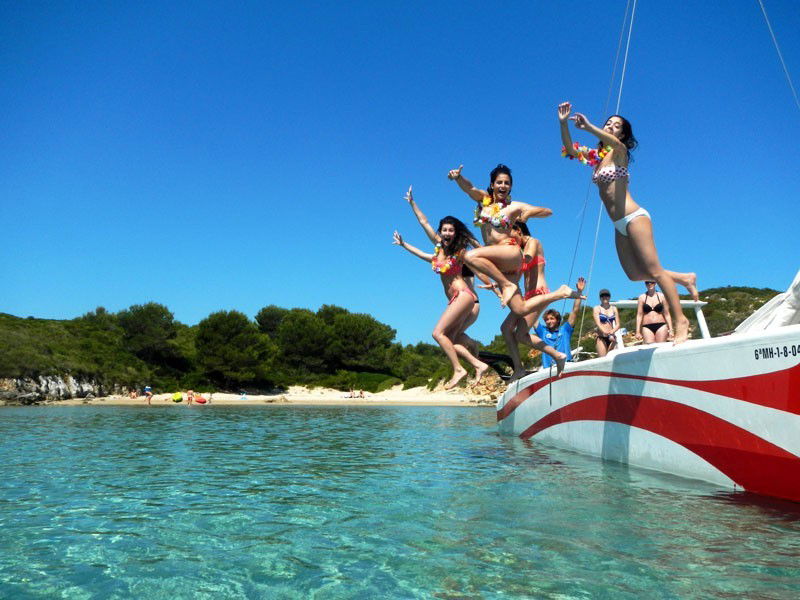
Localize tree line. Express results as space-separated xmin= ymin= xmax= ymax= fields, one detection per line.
xmin=0 ymin=303 xmax=458 ymax=393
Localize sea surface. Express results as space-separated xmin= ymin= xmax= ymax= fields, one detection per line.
xmin=1 ymin=405 xmax=799 ymax=599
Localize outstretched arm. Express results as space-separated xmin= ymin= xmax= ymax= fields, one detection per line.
xmin=393 ymin=231 xmax=433 ymax=263
xmin=559 ymin=101 xmax=579 ymax=157
xmin=571 ymin=112 xmax=627 ymax=152
xmin=404 ymin=186 xmax=439 ymax=244
xmin=514 ymin=202 xmax=553 ymax=221
xmin=448 ymin=165 xmax=486 ymax=203
xmin=567 ymin=277 xmax=587 ymax=326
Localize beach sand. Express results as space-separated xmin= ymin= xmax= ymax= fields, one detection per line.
xmin=50 ymin=383 xmax=500 ymax=407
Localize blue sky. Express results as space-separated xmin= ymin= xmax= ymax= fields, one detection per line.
xmin=2 ymin=1 xmax=799 ymax=345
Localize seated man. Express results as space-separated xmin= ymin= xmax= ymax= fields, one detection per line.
xmin=534 ymin=291 xmax=584 ymax=371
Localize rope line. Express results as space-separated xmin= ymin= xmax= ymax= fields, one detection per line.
xmin=757 ymin=0 xmax=800 ymax=112
xmin=572 ymin=0 xmax=637 ymax=349
xmin=616 ymin=0 xmax=638 ymax=114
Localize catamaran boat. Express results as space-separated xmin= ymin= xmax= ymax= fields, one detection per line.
xmin=496 ymin=270 xmax=800 ymax=503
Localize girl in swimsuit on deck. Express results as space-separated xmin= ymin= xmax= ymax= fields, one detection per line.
xmin=558 ymin=102 xmax=698 ymax=344
xmin=593 ymin=289 xmax=620 ymax=357
xmin=393 ymin=214 xmax=490 ymax=390
xmin=501 ymin=221 xmax=574 ymax=379
xmin=448 ymin=164 xmax=584 ymax=316
xmin=636 ymin=280 xmax=673 ymax=344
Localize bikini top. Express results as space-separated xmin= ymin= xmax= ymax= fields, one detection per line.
xmin=598 ymin=310 xmax=616 ymax=324
xmin=520 ymin=254 xmax=546 ymax=273
xmin=432 ymin=244 xmax=462 ymax=276
xmin=473 ymin=200 xmax=511 ymax=230
xmin=592 ymin=165 xmax=629 ymax=185
xmin=643 ymin=293 xmax=664 ymax=314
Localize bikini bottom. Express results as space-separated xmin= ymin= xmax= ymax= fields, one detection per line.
xmin=448 ymin=287 xmax=478 ymax=305
xmin=613 ymin=206 xmax=650 ymax=236
xmin=642 ymin=322 xmax=666 ymax=334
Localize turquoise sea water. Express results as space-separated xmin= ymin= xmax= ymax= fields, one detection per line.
xmin=1 ymin=406 xmax=799 ymax=599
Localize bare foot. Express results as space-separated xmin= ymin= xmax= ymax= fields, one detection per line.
xmin=673 ymin=318 xmax=690 ymax=344
xmin=686 ymin=273 xmax=699 ymax=301
xmin=499 ymin=283 xmax=518 ymax=308
xmin=555 ymin=284 xmax=573 ymax=298
xmin=445 ymin=368 xmax=468 ymax=390
xmin=554 ymin=353 xmax=567 ymax=377
xmin=473 ymin=362 xmax=490 ymax=385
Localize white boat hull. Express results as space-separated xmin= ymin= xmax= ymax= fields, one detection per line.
xmin=497 ymin=325 xmax=800 ymax=502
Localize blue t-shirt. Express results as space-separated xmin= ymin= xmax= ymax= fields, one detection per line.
xmin=534 ymin=321 xmax=574 ymax=368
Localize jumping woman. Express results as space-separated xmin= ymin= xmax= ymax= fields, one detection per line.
xmin=501 ymin=221 xmax=573 ymax=378
xmin=393 ymin=213 xmax=490 ymax=389
xmin=448 ymin=164 xmax=582 ymax=315
xmin=558 ymin=102 xmax=697 ymax=343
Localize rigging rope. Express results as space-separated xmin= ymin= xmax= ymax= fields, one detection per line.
xmin=757 ymin=0 xmax=800 ymax=113
xmin=568 ymin=0 xmax=638 ymax=353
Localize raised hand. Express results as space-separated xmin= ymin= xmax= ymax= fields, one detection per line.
xmin=576 ymin=276 xmax=586 ymax=292
xmin=558 ymin=102 xmax=572 ymax=122
xmin=393 ymin=231 xmax=404 ymax=246
xmin=571 ymin=112 xmax=589 ymax=130
xmin=404 ymin=185 xmax=414 ymax=204
xmin=447 ymin=165 xmax=463 ymax=180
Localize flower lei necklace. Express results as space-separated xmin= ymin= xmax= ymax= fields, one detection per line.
xmin=561 ymin=143 xmax=612 ymax=167
xmin=473 ymin=194 xmax=511 ymax=228
xmin=432 ymin=243 xmax=458 ymax=274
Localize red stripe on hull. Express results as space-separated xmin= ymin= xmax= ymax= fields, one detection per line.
xmin=520 ymin=394 xmax=800 ymax=503
xmin=498 ymin=362 xmax=800 ymax=421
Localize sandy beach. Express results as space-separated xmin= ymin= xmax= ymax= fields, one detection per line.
xmin=49 ymin=383 xmax=498 ymax=407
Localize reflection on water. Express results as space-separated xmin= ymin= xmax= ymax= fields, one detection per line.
xmin=1 ymin=405 xmax=799 ymax=598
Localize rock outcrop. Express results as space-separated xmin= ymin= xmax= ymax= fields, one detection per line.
xmin=0 ymin=376 xmax=119 ymax=405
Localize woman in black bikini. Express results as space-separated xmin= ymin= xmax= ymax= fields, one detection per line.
xmin=636 ymin=281 xmax=673 ymax=344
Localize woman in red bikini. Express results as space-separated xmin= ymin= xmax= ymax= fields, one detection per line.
xmin=636 ymin=280 xmax=673 ymax=344
xmin=500 ymin=221 xmax=571 ymax=379
xmin=393 ymin=213 xmax=490 ymax=390
xmin=558 ymin=102 xmax=697 ymax=343
xmin=448 ymin=164 xmax=583 ymax=316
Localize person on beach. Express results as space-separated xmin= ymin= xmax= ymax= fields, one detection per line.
xmin=143 ymin=385 xmax=152 ymax=405
xmin=593 ymin=288 xmax=620 ymax=357
xmin=448 ymin=164 xmax=582 ymax=316
xmin=500 ymin=221 xmax=574 ymax=379
xmin=534 ymin=284 xmax=586 ymax=372
xmin=392 ymin=212 xmax=490 ymax=389
xmin=636 ymin=280 xmax=673 ymax=344
xmin=187 ymin=390 xmax=194 ymax=405
xmin=558 ymin=102 xmax=697 ymax=343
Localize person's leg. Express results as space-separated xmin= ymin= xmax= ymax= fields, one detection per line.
xmin=641 ymin=324 xmax=657 ymax=345
xmin=653 ymin=322 xmax=670 ymax=343
xmin=509 ymin=285 xmax=581 ymax=317
xmin=664 ymin=270 xmax=699 ymax=301
xmin=464 ymin=245 xmax=522 ymax=307
xmin=501 ymin=312 xmax=528 ymax=380
xmin=596 ymin=335 xmax=610 ymax=357
xmin=622 ymin=218 xmax=690 ymax=343
xmin=433 ymin=293 xmax=484 ymax=389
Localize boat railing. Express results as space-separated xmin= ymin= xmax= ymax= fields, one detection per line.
xmin=610 ymin=300 xmax=710 ymax=348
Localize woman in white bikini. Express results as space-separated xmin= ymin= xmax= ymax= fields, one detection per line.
xmin=558 ymin=102 xmax=697 ymax=343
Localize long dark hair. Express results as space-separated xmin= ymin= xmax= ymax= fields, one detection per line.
xmin=601 ymin=115 xmax=638 ymax=162
xmin=512 ymin=221 xmax=531 ymax=237
xmin=486 ymin=164 xmax=512 ymax=198
xmin=438 ymin=216 xmax=472 ymax=256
